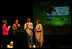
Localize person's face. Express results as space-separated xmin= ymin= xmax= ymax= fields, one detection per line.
xmin=5 ymin=23 xmax=7 ymax=25
xmin=27 ymin=19 xmax=31 ymax=22
xmin=10 ymin=43 xmax=13 ymax=46
xmin=15 ymin=20 xmax=18 ymax=24
xmin=36 ymin=21 xmax=38 ymax=24
xmin=4 ymin=22 xmax=7 ymax=25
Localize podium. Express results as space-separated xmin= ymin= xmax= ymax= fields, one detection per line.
xmin=15 ymin=30 xmax=28 ymax=48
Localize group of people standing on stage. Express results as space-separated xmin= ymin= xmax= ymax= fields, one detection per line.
xmin=2 ymin=18 xmax=44 ymax=48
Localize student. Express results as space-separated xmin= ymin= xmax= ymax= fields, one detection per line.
xmin=2 ymin=20 xmax=11 ymax=48
xmin=12 ymin=19 xmax=20 ymax=35
xmin=24 ymin=18 xmax=33 ymax=48
xmin=34 ymin=19 xmax=43 ymax=48
xmin=12 ymin=19 xmax=20 ymax=48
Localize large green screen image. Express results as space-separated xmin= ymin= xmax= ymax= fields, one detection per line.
xmin=33 ymin=1 xmax=71 ymax=27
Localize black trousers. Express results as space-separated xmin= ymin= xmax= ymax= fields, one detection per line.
xmin=1 ymin=35 xmax=9 ymax=48
xmin=35 ymin=39 xmax=41 ymax=48
xmin=15 ymin=31 xmax=28 ymax=48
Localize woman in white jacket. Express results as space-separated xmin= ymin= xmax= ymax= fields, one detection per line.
xmin=24 ymin=18 xmax=33 ymax=48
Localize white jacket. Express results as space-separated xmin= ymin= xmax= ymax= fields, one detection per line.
xmin=24 ymin=22 xmax=33 ymax=34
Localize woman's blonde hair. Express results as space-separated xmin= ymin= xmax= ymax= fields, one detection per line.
xmin=2 ymin=20 xmax=7 ymax=24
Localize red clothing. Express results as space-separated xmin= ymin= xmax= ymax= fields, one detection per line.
xmin=2 ymin=24 xmax=9 ymax=35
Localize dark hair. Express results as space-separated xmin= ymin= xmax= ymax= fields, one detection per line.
xmin=15 ymin=19 xmax=18 ymax=20
xmin=27 ymin=18 xmax=31 ymax=21
xmin=37 ymin=19 xmax=41 ymax=24
xmin=27 ymin=18 xmax=30 ymax=20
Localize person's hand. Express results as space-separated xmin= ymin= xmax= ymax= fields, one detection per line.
xmin=13 ymin=31 xmax=15 ymax=35
xmin=26 ymin=24 xmax=28 ymax=26
xmin=8 ymin=26 xmax=11 ymax=29
xmin=18 ymin=24 xmax=20 ymax=27
xmin=34 ymin=29 xmax=37 ymax=31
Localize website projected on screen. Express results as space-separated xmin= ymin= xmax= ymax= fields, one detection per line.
xmin=46 ymin=6 xmax=69 ymax=16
